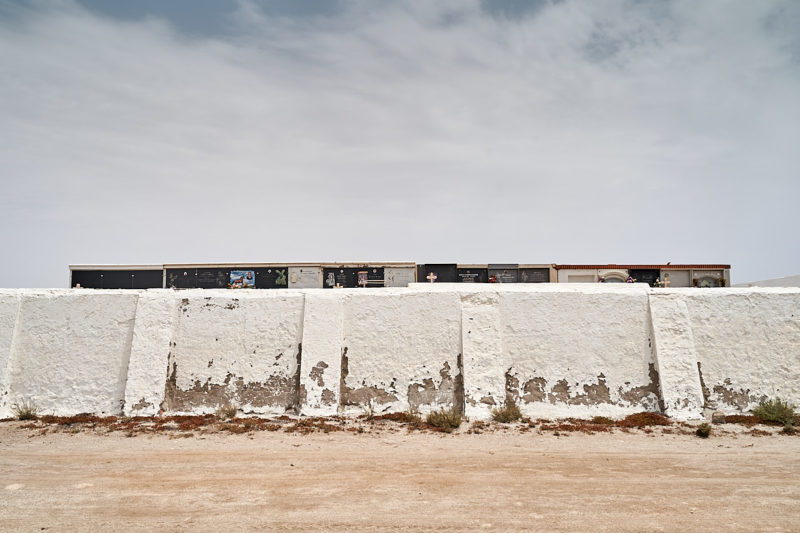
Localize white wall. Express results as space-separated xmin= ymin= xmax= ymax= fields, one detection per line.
xmin=0 ymin=290 xmax=138 ymax=417
xmin=1 ymin=286 xmax=798 ymax=420
xmin=677 ymin=288 xmax=800 ymax=413
xmin=339 ymin=289 xmax=462 ymax=415
xmin=163 ymin=290 xmax=305 ymax=415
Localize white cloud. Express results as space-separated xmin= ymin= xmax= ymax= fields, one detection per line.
xmin=1 ymin=0 xmax=798 ymax=285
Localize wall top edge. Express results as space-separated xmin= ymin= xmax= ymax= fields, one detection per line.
xmin=3 ymin=286 xmax=797 ymax=296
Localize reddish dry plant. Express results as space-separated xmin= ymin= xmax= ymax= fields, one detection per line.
xmin=724 ymin=415 xmax=764 ymax=426
xmin=615 ymin=412 xmax=671 ymax=428
xmin=39 ymin=414 xmax=118 ymax=426
xmin=285 ymin=418 xmax=343 ymax=434
xmin=539 ymin=421 xmax=612 ymax=434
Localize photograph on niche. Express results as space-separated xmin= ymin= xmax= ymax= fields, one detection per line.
xmin=229 ymin=270 xmax=255 ymax=289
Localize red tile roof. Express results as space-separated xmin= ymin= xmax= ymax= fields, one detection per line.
xmin=554 ymin=264 xmax=730 ymax=270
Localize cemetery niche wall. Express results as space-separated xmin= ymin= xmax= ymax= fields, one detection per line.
xmin=69 ymin=263 xmax=728 ymax=289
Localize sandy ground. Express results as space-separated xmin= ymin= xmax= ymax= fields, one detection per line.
xmin=1 ymin=421 xmax=799 ymax=532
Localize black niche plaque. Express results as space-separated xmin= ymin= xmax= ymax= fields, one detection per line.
xmin=131 ymin=270 xmax=164 ymax=289
xmin=197 ymin=268 xmax=230 ymax=289
xmin=457 ymin=268 xmax=488 ymax=283
xmin=419 ymin=264 xmax=457 ymax=283
xmin=71 ymin=270 xmax=102 ymax=288
xmin=323 ymin=267 xmax=385 ymax=288
xmin=518 ymin=268 xmax=550 ymax=283
xmin=629 ymin=269 xmax=660 ymax=287
xmin=166 ymin=268 xmax=198 ymax=289
xmin=255 ymin=267 xmax=288 ymax=289
xmin=488 ymin=264 xmax=519 ymax=283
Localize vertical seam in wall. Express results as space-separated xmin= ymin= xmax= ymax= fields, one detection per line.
xmin=116 ymin=292 xmax=141 ymax=415
xmin=1 ymin=295 xmax=23 ymax=411
xmin=160 ymin=292 xmax=184 ymax=413
xmin=456 ymin=291 xmax=465 ymax=415
xmin=292 ymin=292 xmax=306 ymax=412
xmin=338 ymin=293 xmax=349 ymax=413
xmin=646 ymin=293 xmax=666 ymax=413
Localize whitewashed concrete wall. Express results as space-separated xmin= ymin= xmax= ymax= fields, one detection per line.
xmin=0 ymin=292 xmax=21 ymax=414
xmin=676 ymin=288 xmax=800 ymax=414
xmin=162 ymin=291 xmax=305 ymax=415
xmin=0 ymin=290 xmax=138 ymax=417
xmin=426 ymin=284 xmax=658 ymax=419
xmin=1 ymin=287 xmax=798 ymax=420
xmin=339 ymin=289 xmax=462 ymax=415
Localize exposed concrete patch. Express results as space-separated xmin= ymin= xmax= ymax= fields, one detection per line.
xmin=617 ymin=364 xmax=662 ymax=410
xmin=697 ymin=362 xmax=711 ymax=408
xmin=162 ymin=362 xmax=298 ymax=412
xmin=522 ymin=377 xmax=547 ymax=403
xmin=407 ymin=362 xmax=456 ymax=410
xmin=568 ymin=374 xmax=611 ymax=405
xmin=550 ymin=379 xmax=571 ymax=404
xmin=340 ymin=348 xmax=399 ymax=406
xmin=309 ymin=361 xmax=328 ymax=387
xmin=711 ymin=379 xmax=766 ymax=411
xmin=321 ymin=389 xmax=336 ymax=405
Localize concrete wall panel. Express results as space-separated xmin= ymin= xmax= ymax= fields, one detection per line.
xmin=679 ymin=288 xmax=800 ymax=413
xmin=0 ymin=292 xmax=21 ymax=417
xmin=123 ymin=291 xmax=179 ymax=416
xmin=162 ymin=291 xmax=305 ymax=415
xmin=3 ymin=290 xmax=138 ymax=416
xmin=340 ymin=289 xmax=462 ymax=415
xmin=648 ymin=293 xmax=704 ymax=420
xmin=493 ymin=287 xmax=660 ymax=419
xmin=299 ymin=291 xmax=344 ymax=416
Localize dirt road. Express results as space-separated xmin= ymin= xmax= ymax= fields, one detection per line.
xmin=1 ymin=423 xmax=798 ymax=531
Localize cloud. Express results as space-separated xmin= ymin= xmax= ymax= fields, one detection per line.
xmin=0 ymin=0 xmax=798 ymax=286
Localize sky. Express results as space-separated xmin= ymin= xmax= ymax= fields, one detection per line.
xmin=1 ymin=0 xmax=798 ymax=287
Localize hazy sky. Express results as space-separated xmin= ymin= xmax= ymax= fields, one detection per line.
xmin=1 ymin=0 xmax=798 ymax=287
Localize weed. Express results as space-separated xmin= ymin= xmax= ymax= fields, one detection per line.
xmin=752 ymin=398 xmax=796 ymax=426
xmin=695 ymin=423 xmax=711 ymax=438
xmin=12 ymin=400 xmax=39 ymax=421
xmin=782 ymin=423 xmax=796 ymax=435
xmin=216 ymin=403 xmax=239 ymax=421
xmin=361 ymin=400 xmax=376 ymax=421
xmin=491 ymin=400 xmax=522 ymax=423
xmin=468 ymin=420 xmax=487 ymax=434
xmin=426 ymin=408 xmax=462 ymax=432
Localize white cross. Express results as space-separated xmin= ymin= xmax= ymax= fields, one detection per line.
xmin=426 ymin=272 xmax=437 ymax=283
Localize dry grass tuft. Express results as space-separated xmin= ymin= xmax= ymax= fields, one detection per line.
xmin=12 ymin=400 xmax=39 ymax=421
xmin=425 ymin=408 xmax=462 ymax=433
xmin=491 ymin=401 xmax=522 ymax=423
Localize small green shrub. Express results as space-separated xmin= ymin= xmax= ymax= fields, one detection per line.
xmin=751 ymin=398 xmax=796 ymax=426
xmin=12 ymin=400 xmax=39 ymax=421
xmin=426 ymin=408 xmax=462 ymax=432
xmin=491 ymin=400 xmax=522 ymax=423
xmin=216 ymin=403 xmax=239 ymax=421
xmin=695 ymin=423 xmax=711 ymax=438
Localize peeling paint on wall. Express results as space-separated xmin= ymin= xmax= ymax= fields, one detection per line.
xmin=0 ymin=287 xmax=798 ymax=420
